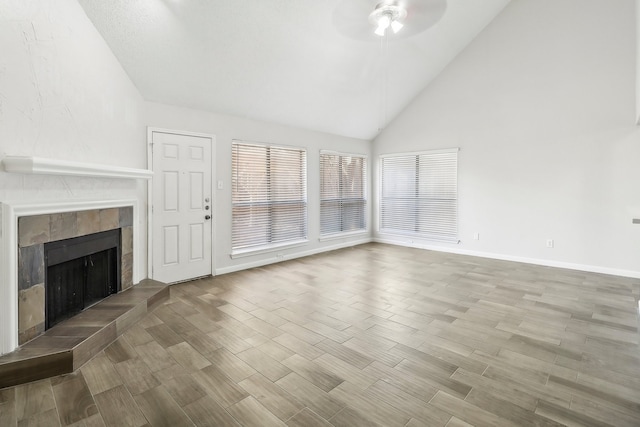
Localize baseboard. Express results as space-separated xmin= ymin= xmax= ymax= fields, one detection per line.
xmin=373 ymin=237 xmax=640 ymax=279
xmin=215 ymin=237 xmax=373 ymax=275
xmin=214 ymin=235 xmax=640 ymax=279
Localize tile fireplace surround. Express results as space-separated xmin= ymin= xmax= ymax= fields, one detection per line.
xmin=17 ymin=206 xmax=134 ymax=345
xmin=0 ymin=199 xmax=142 ymax=356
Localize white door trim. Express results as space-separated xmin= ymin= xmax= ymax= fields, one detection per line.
xmin=147 ymin=127 xmax=216 ymax=282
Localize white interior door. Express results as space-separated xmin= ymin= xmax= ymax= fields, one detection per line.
xmin=151 ymin=130 xmax=213 ymax=283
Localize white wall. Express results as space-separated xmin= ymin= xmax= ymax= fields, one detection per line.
xmin=4 ymin=0 xmax=637 ymax=285
xmin=0 ymin=0 xmax=148 ymax=275
xmin=0 ymin=0 xmax=371 ymax=285
xmin=637 ymin=0 xmax=640 ymax=124
xmin=145 ymin=102 xmax=372 ymax=274
xmin=374 ymin=0 xmax=640 ymax=277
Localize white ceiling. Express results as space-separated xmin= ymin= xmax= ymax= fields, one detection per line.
xmin=78 ymin=0 xmax=510 ymax=140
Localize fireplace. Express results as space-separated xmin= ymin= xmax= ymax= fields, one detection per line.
xmin=45 ymin=229 xmax=121 ymax=329
xmin=0 ymin=158 xmax=151 ymax=356
xmin=15 ymin=206 xmax=134 ymax=345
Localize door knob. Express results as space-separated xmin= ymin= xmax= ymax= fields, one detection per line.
xmin=205 ymin=215 xmax=211 ymax=220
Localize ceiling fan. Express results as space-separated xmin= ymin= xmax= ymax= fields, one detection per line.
xmin=332 ymin=0 xmax=448 ymax=41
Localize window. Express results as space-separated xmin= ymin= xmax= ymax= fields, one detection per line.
xmin=320 ymin=152 xmax=367 ymax=236
xmin=232 ymin=141 xmax=307 ymax=254
xmin=380 ymin=148 xmax=458 ymax=242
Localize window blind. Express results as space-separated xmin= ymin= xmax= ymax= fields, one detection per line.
xmin=380 ymin=148 xmax=458 ymax=242
xmin=320 ymin=152 xmax=367 ymax=236
xmin=232 ymin=141 xmax=307 ymax=253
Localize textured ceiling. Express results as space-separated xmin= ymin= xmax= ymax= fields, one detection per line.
xmin=78 ymin=0 xmax=510 ymax=140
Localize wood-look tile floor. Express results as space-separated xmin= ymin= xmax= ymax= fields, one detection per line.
xmin=2 ymin=243 xmax=639 ymax=426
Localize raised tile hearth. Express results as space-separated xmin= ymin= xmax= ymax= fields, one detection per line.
xmin=0 ymin=279 xmax=168 ymax=389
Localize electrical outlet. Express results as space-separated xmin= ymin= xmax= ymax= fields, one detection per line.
xmin=217 ymin=180 xmax=223 ymax=190
xmin=546 ymin=239 xmax=554 ymax=248
xmin=473 ymin=232 xmax=480 ymax=240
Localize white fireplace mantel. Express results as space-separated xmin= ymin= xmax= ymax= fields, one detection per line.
xmin=0 ymin=199 xmax=142 ymax=355
xmin=1 ymin=156 xmax=153 ymax=180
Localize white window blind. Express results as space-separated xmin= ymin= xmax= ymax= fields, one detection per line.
xmin=232 ymin=141 xmax=307 ymax=253
xmin=380 ymin=148 xmax=458 ymax=242
xmin=320 ymin=152 xmax=367 ymax=236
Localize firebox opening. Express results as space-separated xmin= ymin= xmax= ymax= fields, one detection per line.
xmin=44 ymin=229 xmax=121 ymax=329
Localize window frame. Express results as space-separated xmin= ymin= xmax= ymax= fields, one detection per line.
xmin=319 ymin=150 xmax=368 ymax=240
xmin=231 ymin=140 xmax=308 ymax=257
xmin=378 ymin=147 xmax=459 ymax=243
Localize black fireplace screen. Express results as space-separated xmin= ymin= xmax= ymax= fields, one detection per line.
xmin=44 ymin=229 xmax=121 ymax=329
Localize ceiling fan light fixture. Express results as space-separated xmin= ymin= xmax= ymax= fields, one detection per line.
xmin=375 ymin=14 xmax=391 ymax=36
xmin=369 ymin=2 xmax=407 ymax=37
xmin=390 ymin=19 xmax=403 ymax=33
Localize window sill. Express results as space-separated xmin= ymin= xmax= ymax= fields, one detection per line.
xmin=230 ymin=239 xmax=309 ymax=259
xmin=378 ymin=230 xmax=460 ymax=244
xmin=319 ymin=230 xmax=369 ymax=242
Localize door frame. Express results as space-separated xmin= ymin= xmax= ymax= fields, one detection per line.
xmin=147 ymin=127 xmax=216 ymax=281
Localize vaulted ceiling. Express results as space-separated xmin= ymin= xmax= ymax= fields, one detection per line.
xmin=78 ymin=0 xmax=510 ymax=140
